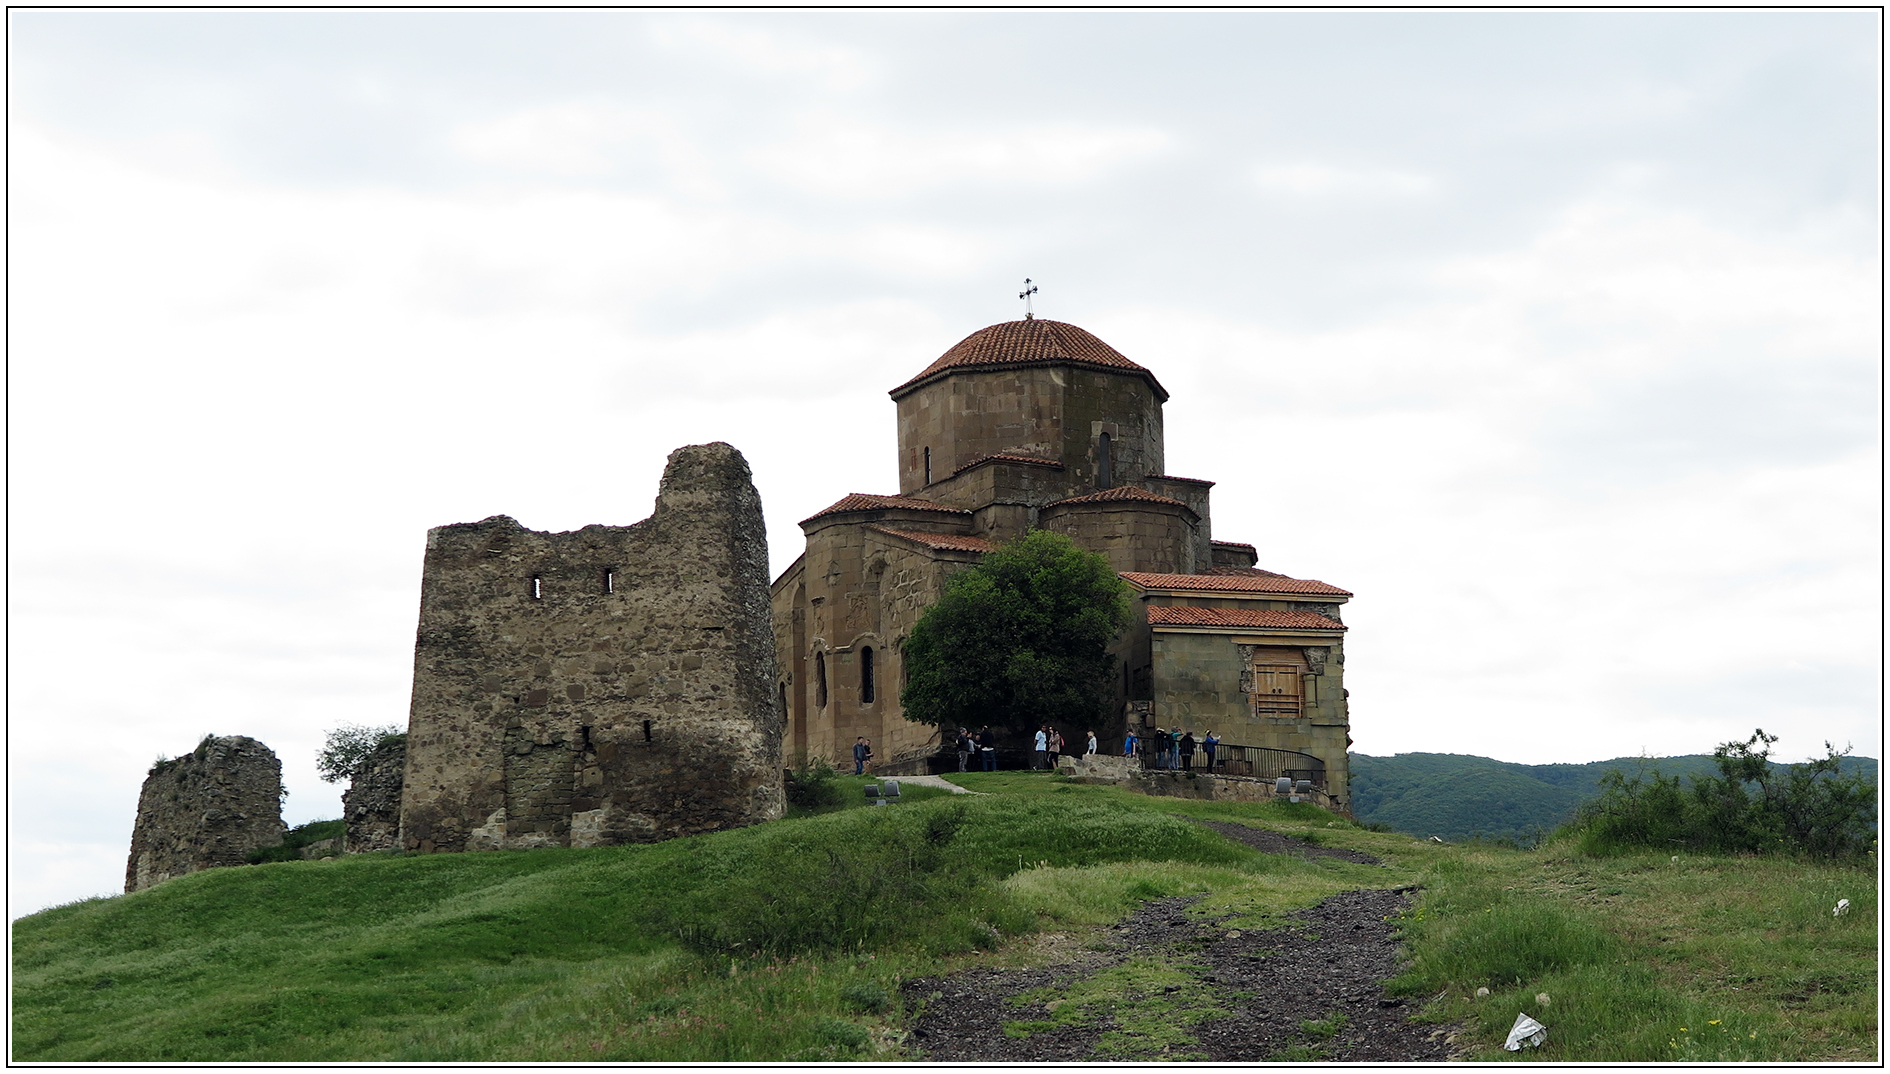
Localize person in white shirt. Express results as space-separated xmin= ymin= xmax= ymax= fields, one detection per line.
xmin=1033 ymin=725 xmax=1048 ymax=769
xmin=1086 ymin=730 xmax=1098 ymax=755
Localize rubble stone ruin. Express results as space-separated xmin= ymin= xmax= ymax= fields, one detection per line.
xmin=125 ymin=735 xmax=285 ymax=892
xmin=398 ymin=441 xmax=785 ymax=853
xmin=342 ymin=735 xmax=406 ymax=853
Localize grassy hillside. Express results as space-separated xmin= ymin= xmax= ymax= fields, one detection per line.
xmin=14 ymin=773 xmax=1877 ymax=1062
xmin=1350 ymin=752 xmax=1880 ymax=843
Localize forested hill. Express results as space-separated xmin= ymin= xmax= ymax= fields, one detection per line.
xmin=1349 ymin=751 xmax=1880 ymax=844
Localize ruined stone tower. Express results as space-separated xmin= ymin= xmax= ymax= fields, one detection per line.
xmin=398 ymin=442 xmax=784 ymax=853
xmin=125 ymin=735 xmax=284 ymax=892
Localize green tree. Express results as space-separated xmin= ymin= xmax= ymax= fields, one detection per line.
xmin=900 ymin=529 xmax=1134 ymax=739
xmin=317 ymin=723 xmax=404 ymax=784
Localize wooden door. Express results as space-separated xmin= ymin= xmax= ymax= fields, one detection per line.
xmin=1251 ymin=664 xmax=1302 ymax=716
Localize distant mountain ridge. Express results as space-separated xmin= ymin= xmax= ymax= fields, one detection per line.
xmin=1349 ymin=751 xmax=1880 ymax=844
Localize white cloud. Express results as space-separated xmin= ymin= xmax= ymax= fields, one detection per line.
xmin=753 ymin=116 xmax=1171 ymax=198
xmin=649 ymin=17 xmax=874 ymax=93
xmin=1252 ymin=162 xmax=1435 ymax=199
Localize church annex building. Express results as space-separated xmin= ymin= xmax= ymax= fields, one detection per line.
xmin=770 ymin=317 xmax=1355 ymax=806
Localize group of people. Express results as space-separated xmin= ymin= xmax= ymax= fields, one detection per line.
xmin=947 ymin=725 xmax=1103 ymax=771
xmin=1128 ymin=727 xmax=1219 ymax=771
xmin=1029 ymin=725 xmax=1098 ymax=769
xmin=904 ymin=725 xmax=1225 ymax=774
xmin=953 ymin=727 xmax=1001 ymax=771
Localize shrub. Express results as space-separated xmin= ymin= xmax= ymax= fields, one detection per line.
xmin=785 ymin=757 xmax=846 ymax=811
xmin=246 ymin=819 xmax=346 ymax=865
xmin=1571 ymin=730 xmax=1876 ymax=861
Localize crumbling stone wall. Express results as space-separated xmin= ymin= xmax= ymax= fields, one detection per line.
xmin=342 ymin=736 xmax=406 ymax=853
xmin=398 ymin=442 xmax=784 ymax=853
xmin=125 ymin=735 xmax=284 ymax=892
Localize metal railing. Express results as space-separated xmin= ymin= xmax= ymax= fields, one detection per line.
xmin=1136 ymin=740 xmax=1326 ymax=788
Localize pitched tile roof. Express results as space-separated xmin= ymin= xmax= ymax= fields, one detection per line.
xmin=1146 ymin=474 xmax=1215 ymax=486
xmin=951 ymin=452 xmax=1065 ymax=476
xmin=867 ymin=526 xmax=997 ymax=553
xmin=1121 ymin=571 xmax=1353 ymax=597
xmin=800 ymin=493 xmax=971 ymax=525
xmin=1210 ymin=540 xmax=1257 ymax=551
xmin=1045 ymin=485 xmax=1194 ymax=510
xmin=1202 ymin=565 xmax=1291 ymax=579
xmin=1147 ymin=606 xmax=1347 ymax=631
xmin=890 ymin=319 xmax=1169 ymax=401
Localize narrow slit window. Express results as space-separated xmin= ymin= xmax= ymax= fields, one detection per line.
xmin=531 ymin=574 xmax=542 ymax=600
xmin=642 ymin=719 xmax=653 ymax=742
xmin=1097 ymin=432 xmax=1113 ymax=489
xmin=923 ymin=446 xmax=932 ymax=485
xmin=860 ymin=646 xmax=875 ymax=704
xmin=604 ymin=568 xmax=615 ymax=594
xmin=815 ymin=651 xmax=829 ymax=708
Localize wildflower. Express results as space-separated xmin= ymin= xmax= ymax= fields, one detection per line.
xmin=1708 ymin=1020 xmax=1721 ymax=1026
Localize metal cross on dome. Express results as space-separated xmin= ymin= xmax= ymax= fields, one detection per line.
xmin=1018 ymin=278 xmax=1038 ymax=320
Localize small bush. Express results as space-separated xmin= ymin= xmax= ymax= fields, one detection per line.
xmin=1570 ymin=730 xmax=1876 ymax=861
xmin=245 ymin=819 xmax=346 ymax=865
xmin=785 ymin=757 xmax=846 ymax=811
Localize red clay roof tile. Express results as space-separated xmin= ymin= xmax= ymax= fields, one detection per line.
xmin=1202 ymin=565 xmax=1292 ymax=579
xmin=950 ymin=453 xmax=1065 ymax=476
xmin=800 ymin=493 xmax=971 ymax=525
xmin=1146 ymin=474 xmax=1215 ymax=486
xmin=1046 ymin=486 xmax=1194 ymax=510
xmin=1122 ymin=571 xmax=1352 ymax=597
xmin=1147 ymin=606 xmax=1346 ymax=631
xmin=889 ymin=319 xmax=1168 ymax=401
xmin=867 ymin=526 xmax=997 ymax=553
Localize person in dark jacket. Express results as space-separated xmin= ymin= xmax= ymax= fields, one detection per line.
xmin=978 ymin=726 xmax=998 ymax=771
xmin=956 ymin=728 xmax=974 ymax=772
xmin=1179 ymin=731 xmax=1197 ymax=771
xmin=853 ymin=737 xmax=872 ymax=775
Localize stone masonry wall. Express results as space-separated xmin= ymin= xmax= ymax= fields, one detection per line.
xmin=398 ymin=442 xmax=783 ymax=853
xmin=343 ymin=736 xmax=406 ymax=853
xmin=125 ymin=735 xmax=284 ymax=892
xmin=1149 ymin=630 xmax=1351 ymax=807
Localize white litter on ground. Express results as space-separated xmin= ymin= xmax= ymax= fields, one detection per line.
xmin=1504 ymin=1012 xmax=1549 ymax=1051
xmin=1834 ymin=898 xmax=1851 ymax=917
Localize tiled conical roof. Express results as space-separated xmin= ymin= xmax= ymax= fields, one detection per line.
xmin=889 ymin=319 xmax=1168 ymax=401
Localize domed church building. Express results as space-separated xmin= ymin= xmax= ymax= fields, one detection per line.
xmin=770 ymin=316 xmax=1354 ymax=807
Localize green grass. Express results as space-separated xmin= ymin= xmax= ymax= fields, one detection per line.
xmin=13 ymin=775 xmax=1877 ymax=1061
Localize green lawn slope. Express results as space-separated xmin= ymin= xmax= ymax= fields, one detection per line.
xmin=13 ymin=773 xmax=1877 ymax=1062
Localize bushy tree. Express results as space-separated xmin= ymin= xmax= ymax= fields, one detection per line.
xmin=900 ymin=529 xmax=1133 ymax=739
xmin=1573 ymin=729 xmax=1876 ymax=861
xmin=317 ymin=723 xmax=404 ymax=784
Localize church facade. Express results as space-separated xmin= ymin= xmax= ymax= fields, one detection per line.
xmin=769 ymin=317 xmax=1353 ymax=806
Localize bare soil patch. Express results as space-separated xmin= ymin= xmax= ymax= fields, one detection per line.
xmin=905 ymin=884 xmax=1463 ymax=1061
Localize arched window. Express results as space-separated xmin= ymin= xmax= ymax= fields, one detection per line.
xmin=1097 ymin=432 xmax=1113 ymax=489
xmin=860 ymin=646 xmax=875 ymax=704
xmin=815 ymin=651 xmax=829 ymax=708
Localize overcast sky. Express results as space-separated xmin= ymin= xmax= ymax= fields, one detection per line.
xmin=8 ymin=10 xmax=1880 ymax=919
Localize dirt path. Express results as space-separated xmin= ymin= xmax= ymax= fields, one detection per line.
xmin=903 ymin=829 xmax=1463 ymax=1062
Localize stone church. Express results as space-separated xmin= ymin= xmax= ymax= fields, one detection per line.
xmin=770 ymin=317 xmax=1354 ymax=806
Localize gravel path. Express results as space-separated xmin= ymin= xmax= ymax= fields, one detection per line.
xmin=903 ymin=828 xmax=1464 ymax=1062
